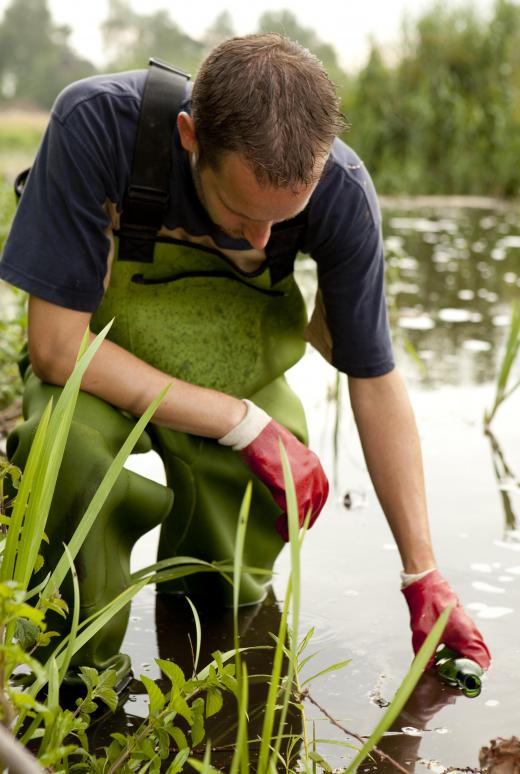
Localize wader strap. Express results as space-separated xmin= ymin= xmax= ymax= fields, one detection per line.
xmin=119 ymin=58 xmax=190 ymax=262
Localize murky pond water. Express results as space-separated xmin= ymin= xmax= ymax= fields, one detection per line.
xmin=41 ymin=203 xmax=520 ymax=769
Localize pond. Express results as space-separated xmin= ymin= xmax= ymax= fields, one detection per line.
xmin=3 ymin=201 xmax=519 ymax=771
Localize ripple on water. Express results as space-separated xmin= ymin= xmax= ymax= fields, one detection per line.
xmin=438 ymin=308 xmax=482 ymax=323
xmin=467 ymin=602 xmax=514 ymax=619
xmin=398 ymin=314 xmax=435 ymax=330
xmin=496 ymin=235 xmax=520 ymax=249
xmin=462 ymin=339 xmax=492 ymax=352
xmin=471 ymin=581 xmax=506 ymax=594
xmin=471 ymin=563 xmax=493 ymax=573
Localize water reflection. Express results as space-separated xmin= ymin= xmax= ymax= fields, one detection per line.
xmin=357 ymin=673 xmax=460 ymax=774
xmin=485 ymin=427 xmax=519 ymax=539
xmin=89 ymin=589 xmax=302 ymax=770
xmin=382 ymin=206 xmax=520 ymax=385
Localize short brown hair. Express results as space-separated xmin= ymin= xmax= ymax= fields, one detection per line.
xmin=191 ymin=33 xmax=346 ymax=188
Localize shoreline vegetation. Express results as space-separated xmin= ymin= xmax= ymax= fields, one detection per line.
xmin=1 ymin=1 xmax=520 ymax=197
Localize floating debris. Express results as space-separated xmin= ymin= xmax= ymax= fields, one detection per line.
xmin=463 ymin=339 xmax=492 ymax=352
xmin=402 ymin=726 xmax=423 ymax=737
xmin=343 ymin=489 xmax=368 ymax=510
xmin=479 ymin=736 xmax=520 ymax=774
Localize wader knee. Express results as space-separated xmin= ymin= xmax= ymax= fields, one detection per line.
xmin=7 ymin=371 xmax=173 ymax=681
xmin=156 ymin=375 xmax=308 ymax=607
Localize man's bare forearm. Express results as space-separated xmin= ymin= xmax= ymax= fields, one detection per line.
xmin=348 ymin=368 xmax=436 ymax=573
xmin=28 ymin=295 xmax=246 ymax=438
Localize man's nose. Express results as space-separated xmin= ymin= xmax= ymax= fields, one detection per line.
xmin=243 ymin=221 xmax=272 ymax=249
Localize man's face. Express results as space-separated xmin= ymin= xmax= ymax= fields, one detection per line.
xmin=190 ymin=151 xmax=324 ymax=250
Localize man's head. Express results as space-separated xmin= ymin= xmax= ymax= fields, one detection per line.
xmin=177 ymin=33 xmax=345 ymax=249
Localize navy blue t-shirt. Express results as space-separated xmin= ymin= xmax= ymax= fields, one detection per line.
xmin=0 ymin=70 xmax=394 ymax=378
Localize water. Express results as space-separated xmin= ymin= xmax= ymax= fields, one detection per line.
xmin=39 ymin=203 xmax=520 ymax=769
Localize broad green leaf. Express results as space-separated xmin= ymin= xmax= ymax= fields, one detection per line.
xmin=141 ymin=674 xmax=166 ymax=715
xmin=205 ymin=688 xmax=223 ymax=719
xmin=157 ymin=658 xmax=186 ymax=690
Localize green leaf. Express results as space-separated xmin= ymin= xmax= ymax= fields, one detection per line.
xmin=205 ymin=688 xmax=223 ymax=719
xmin=302 ymin=659 xmax=352 ymax=686
xmin=308 ymin=751 xmax=333 ymax=771
xmin=156 ymin=727 xmax=171 ymax=759
xmin=97 ymin=686 xmax=118 ymax=714
xmin=79 ymin=666 xmax=99 ymax=690
xmin=169 ymin=726 xmax=188 ymax=752
xmin=157 ymin=658 xmax=186 ymax=690
xmin=141 ymin=674 xmax=166 ymax=716
xmin=14 ymin=617 xmax=40 ymax=650
xmin=191 ymin=713 xmax=205 ymax=747
xmin=166 ymin=748 xmax=190 ymax=774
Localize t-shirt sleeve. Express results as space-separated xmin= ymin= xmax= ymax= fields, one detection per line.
xmin=306 ymin=161 xmax=395 ymax=378
xmin=0 ymin=92 xmax=118 ymax=312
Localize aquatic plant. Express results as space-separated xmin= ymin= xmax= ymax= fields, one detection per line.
xmin=484 ymin=299 xmax=520 ymax=427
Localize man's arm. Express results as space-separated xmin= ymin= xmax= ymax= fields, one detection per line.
xmin=349 ymin=367 xmax=491 ymax=669
xmin=347 ymin=367 xmax=436 ymax=573
xmin=28 ymin=295 xmax=247 ymax=437
xmin=28 ymin=295 xmax=328 ymax=540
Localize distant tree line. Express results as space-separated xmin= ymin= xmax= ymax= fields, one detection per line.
xmin=0 ymin=0 xmax=519 ymax=197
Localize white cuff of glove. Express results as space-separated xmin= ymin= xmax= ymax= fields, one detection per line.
xmin=218 ymin=399 xmax=271 ymax=451
xmin=400 ymin=567 xmax=436 ymax=589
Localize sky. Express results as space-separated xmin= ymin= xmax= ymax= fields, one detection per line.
xmin=0 ymin=0 xmax=497 ymax=71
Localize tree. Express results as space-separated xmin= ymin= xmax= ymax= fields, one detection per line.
xmin=0 ymin=0 xmax=96 ymax=109
xmin=101 ymin=0 xmax=205 ymax=75
xmin=256 ymin=9 xmax=350 ymax=91
xmin=202 ymin=11 xmax=235 ymax=50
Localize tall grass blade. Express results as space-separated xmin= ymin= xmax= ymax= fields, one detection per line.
xmin=41 ymin=383 xmax=171 ymax=600
xmin=57 ymin=545 xmax=80 ymax=685
xmin=230 ymin=482 xmax=252 ymax=772
xmin=1 ymin=398 xmax=52 ymax=584
xmin=343 ymin=604 xmax=452 ymax=773
xmin=185 ymin=597 xmax=202 ymax=676
xmin=267 ymin=440 xmax=302 ymax=770
xmin=18 ymin=322 xmax=113 ymax=591
xmin=229 ymin=661 xmax=249 ymax=774
xmin=485 ymin=299 xmax=520 ymax=425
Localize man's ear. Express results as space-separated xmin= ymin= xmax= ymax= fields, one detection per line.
xmin=177 ymin=111 xmax=197 ymax=154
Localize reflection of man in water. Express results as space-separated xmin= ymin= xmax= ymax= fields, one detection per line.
xmin=0 ymin=34 xmax=490 ymax=671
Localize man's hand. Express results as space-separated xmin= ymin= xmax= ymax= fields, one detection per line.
xmin=402 ymin=569 xmax=491 ymax=669
xmin=219 ymin=400 xmax=329 ymax=540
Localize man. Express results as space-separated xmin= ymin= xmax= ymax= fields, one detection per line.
xmin=0 ymin=34 xmax=490 ymax=675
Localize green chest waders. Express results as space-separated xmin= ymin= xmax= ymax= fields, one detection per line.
xmin=7 ymin=237 xmax=308 ymax=681
xmin=6 ymin=59 xmax=309 ymax=681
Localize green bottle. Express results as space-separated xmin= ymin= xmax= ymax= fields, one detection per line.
xmin=435 ymin=647 xmax=483 ymax=697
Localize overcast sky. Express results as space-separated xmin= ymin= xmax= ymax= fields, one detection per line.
xmin=0 ymin=0 xmax=497 ymax=71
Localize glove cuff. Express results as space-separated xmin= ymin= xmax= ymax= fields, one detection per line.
xmin=218 ymin=400 xmax=271 ymax=450
xmin=400 ymin=567 xmax=437 ymax=589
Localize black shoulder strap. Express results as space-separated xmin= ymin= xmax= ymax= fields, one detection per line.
xmin=119 ymin=58 xmax=190 ymax=260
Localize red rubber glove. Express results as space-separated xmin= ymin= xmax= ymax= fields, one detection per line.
xmin=219 ymin=400 xmax=329 ymax=540
xmin=402 ymin=570 xmax=491 ymax=670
